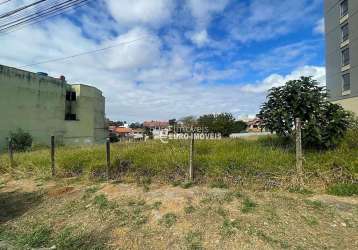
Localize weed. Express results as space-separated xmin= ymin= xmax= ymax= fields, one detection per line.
xmin=184 ymin=205 xmax=196 ymax=214
xmin=151 ymin=201 xmax=162 ymax=210
xmin=132 ymin=213 xmax=148 ymax=226
xmin=302 ymin=215 xmax=319 ymax=226
xmin=185 ymin=231 xmax=203 ymax=250
xmin=17 ymin=224 xmax=52 ymax=248
xmin=86 ymin=185 xmax=100 ymax=194
xmin=241 ymin=198 xmax=257 ymax=213
xmin=220 ymin=218 xmax=240 ymax=237
xmin=56 ymin=227 xmax=107 ymax=250
xmin=181 ymin=181 xmax=194 ymax=189
xmin=327 ymin=183 xmax=358 ymax=196
xmin=93 ymin=194 xmax=109 ymax=209
xmin=159 ymin=213 xmax=177 ymax=228
xmin=210 ymin=179 xmax=228 ymax=189
xmin=304 ymin=200 xmax=323 ymax=209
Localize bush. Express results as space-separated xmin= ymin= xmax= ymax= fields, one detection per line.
xmin=327 ymin=183 xmax=358 ymax=196
xmin=259 ymin=77 xmax=352 ymax=149
xmin=9 ymin=129 xmax=33 ymax=151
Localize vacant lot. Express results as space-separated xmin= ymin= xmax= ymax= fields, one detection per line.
xmin=0 ymin=130 xmax=357 ymax=190
xmin=0 ymin=176 xmax=357 ymax=249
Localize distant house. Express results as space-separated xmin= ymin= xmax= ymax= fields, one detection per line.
xmin=246 ymin=118 xmax=265 ymax=132
xmin=114 ymin=127 xmax=132 ymax=139
xmin=143 ymin=120 xmax=169 ymax=139
xmin=132 ymin=128 xmax=145 ymax=140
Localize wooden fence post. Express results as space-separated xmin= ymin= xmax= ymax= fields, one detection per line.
xmin=189 ymin=132 xmax=194 ymax=181
xmin=106 ymin=138 xmax=111 ymax=181
xmin=51 ymin=136 xmax=55 ymax=177
xmin=295 ymin=118 xmax=304 ymax=187
xmin=8 ymin=138 xmax=14 ymax=167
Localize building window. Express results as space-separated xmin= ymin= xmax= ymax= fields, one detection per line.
xmin=65 ymin=113 xmax=77 ymax=121
xmin=342 ymin=47 xmax=350 ymax=66
xmin=340 ymin=0 xmax=348 ymax=17
xmin=66 ymin=91 xmax=76 ymax=101
xmin=341 ymin=23 xmax=349 ymax=42
xmin=342 ymin=73 xmax=350 ymax=92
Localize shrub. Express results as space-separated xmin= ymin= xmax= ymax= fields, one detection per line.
xmin=9 ymin=129 xmax=33 ymax=151
xmin=259 ymin=77 xmax=352 ymax=149
xmin=327 ymin=183 xmax=358 ymax=196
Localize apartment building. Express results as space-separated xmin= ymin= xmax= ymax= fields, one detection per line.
xmin=0 ymin=64 xmax=107 ymax=150
xmin=325 ymin=0 xmax=358 ymax=115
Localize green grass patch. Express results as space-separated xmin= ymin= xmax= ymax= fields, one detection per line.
xmin=184 ymin=205 xmax=196 ymax=214
xmin=220 ymin=218 xmax=240 ymax=237
xmin=241 ymin=198 xmax=257 ymax=213
xmin=159 ymin=213 xmax=177 ymax=228
xmin=327 ymin=183 xmax=358 ymax=196
xmin=304 ymin=200 xmax=323 ymax=209
xmin=93 ymin=194 xmax=110 ymax=209
xmin=185 ymin=231 xmax=203 ymax=250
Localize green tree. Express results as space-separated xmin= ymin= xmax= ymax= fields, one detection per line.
xmin=197 ymin=113 xmax=236 ymax=137
xmin=232 ymin=120 xmax=247 ymax=133
xmin=180 ymin=116 xmax=197 ymax=127
xmin=258 ymin=76 xmax=351 ymax=149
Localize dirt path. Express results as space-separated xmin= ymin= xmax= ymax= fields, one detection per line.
xmin=0 ymin=176 xmax=357 ymax=249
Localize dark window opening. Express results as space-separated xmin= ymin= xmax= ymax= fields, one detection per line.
xmin=65 ymin=113 xmax=77 ymax=121
xmin=66 ymin=91 xmax=76 ymax=101
xmin=341 ymin=0 xmax=348 ymax=17
xmin=342 ymin=48 xmax=350 ymax=66
xmin=342 ymin=73 xmax=350 ymax=92
xmin=341 ymin=23 xmax=349 ymax=42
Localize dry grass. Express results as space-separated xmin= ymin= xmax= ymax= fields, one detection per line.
xmin=1 ymin=176 xmax=357 ymax=249
xmin=0 ymin=129 xmax=357 ymax=192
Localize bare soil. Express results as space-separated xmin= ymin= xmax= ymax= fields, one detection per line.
xmin=0 ymin=175 xmax=357 ymax=250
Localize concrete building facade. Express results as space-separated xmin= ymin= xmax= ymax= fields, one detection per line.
xmin=325 ymin=0 xmax=358 ymax=115
xmin=0 ymin=64 xmax=107 ymax=150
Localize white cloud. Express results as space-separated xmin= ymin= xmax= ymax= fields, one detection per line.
xmin=187 ymin=0 xmax=229 ymax=28
xmin=188 ymin=30 xmax=209 ymax=47
xmin=106 ymin=0 xmax=174 ymax=28
xmin=100 ymin=27 xmax=162 ymax=70
xmin=241 ymin=65 xmax=326 ymax=93
xmin=314 ymin=18 xmax=325 ymax=34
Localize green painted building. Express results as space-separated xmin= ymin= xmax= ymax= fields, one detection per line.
xmin=0 ymin=64 xmax=107 ymax=150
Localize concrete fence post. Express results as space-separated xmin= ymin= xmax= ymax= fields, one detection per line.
xmin=189 ymin=132 xmax=194 ymax=181
xmin=106 ymin=138 xmax=111 ymax=181
xmin=295 ymin=118 xmax=304 ymax=187
xmin=8 ymin=138 xmax=14 ymax=167
xmin=51 ymin=136 xmax=55 ymax=177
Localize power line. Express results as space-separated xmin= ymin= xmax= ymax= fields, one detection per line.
xmin=0 ymin=0 xmax=87 ymax=28
xmin=0 ymin=0 xmax=91 ymax=33
xmin=0 ymin=0 xmax=48 ymax=18
xmin=0 ymin=0 xmax=12 ymax=6
xmin=0 ymin=0 xmax=64 ymax=24
xmin=20 ymin=36 xmax=153 ymax=68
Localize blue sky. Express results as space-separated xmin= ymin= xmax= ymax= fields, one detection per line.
xmin=0 ymin=0 xmax=326 ymax=121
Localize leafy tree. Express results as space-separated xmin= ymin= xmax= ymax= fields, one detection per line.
xmin=258 ymin=76 xmax=351 ymax=149
xmin=232 ymin=120 xmax=247 ymax=133
xmin=197 ymin=113 xmax=236 ymax=137
xmin=180 ymin=116 xmax=197 ymax=127
xmin=9 ymin=129 xmax=33 ymax=151
xmin=129 ymin=122 xmax=143 ymax=129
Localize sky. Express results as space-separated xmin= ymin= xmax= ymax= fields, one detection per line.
xmin=0 ymin=0 xmax=326 ymax=122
